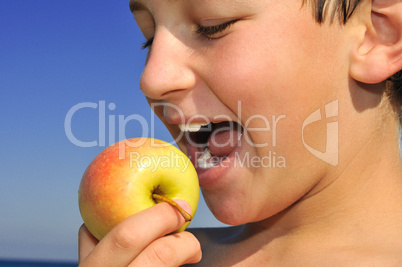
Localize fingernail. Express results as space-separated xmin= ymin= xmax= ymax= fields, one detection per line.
xmin=173 ymin=199 xmax=192 ymax=219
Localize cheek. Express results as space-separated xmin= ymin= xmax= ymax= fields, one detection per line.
xmin=201 ymin=7 xmax=349 ymax=171
xmin=205 ymin=8 xmax=347 ymax=119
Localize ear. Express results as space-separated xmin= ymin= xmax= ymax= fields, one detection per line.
xmin=350 ymin=0 xmax=402 ymax=84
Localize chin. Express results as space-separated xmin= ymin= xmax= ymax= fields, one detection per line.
xmin=201 ymin=190 xmax=261 ymax=226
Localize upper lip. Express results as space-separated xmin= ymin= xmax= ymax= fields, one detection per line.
xmin=165 ymin=117 xmax=243 ymax=129
xmin=165 ymin=117 xmax=213 ymax=126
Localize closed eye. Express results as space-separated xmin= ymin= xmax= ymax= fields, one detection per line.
xmin=141 ymin=19 xmax=239 ymax=49
xmin=197 ymin=19 xmax=239 ymax=39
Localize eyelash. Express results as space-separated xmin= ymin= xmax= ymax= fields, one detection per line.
xmin=196 ymin=19 xmax=239 ymax=38
xmin=141 ymin=38 xmax=154 ymax=49
xmin=141 ymin=19 xmax=239 ymax=50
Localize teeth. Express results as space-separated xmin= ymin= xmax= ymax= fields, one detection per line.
xmin=198 ymin=148 xmax=212 ymax=161
xmin=197 ymin=148 xmax=223 ymax=169
xmin=179 ymin=122 xmax=209 ymax=132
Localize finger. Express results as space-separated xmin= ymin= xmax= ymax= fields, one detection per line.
xmin=82 ymin=202 xmax=189 ymax=267
xmin=78 ymin=224 xmax=99 ymax=263
xmin=129 ymin=231 xmax=202 ymax=267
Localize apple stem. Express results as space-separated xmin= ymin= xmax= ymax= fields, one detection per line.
xmin=152 ymin=194 xmax=193 ymax=222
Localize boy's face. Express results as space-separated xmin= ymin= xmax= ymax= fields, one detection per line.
xmin=133 ymin=0 xmax=354 ymax=224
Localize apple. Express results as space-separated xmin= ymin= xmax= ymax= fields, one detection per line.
xmin=78 ymin=138 xmax=199 ymax=240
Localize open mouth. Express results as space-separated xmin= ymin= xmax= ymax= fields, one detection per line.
xmin=180 ymin=121 xmax=243 ymax=170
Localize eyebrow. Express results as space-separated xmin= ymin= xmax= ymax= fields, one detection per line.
xmin=129 ymin=0 xmax=147 ymax=13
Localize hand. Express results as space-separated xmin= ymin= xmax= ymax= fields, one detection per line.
xmin=78 ymin=202 xmax=202 ymax=266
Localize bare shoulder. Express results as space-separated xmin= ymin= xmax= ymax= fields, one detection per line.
xmin=187 ymin=225 xmax=244 ymax=251
xmin=184 ymin=224 xmax=402 ymax=266
xmin=184 ymin=225 xmax=244 ymax=266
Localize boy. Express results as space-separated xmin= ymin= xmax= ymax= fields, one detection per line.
xmin=79 ymin=0 xmax=402 ymax=265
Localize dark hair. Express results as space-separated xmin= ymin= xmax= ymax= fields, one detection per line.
xmin=305 ymin=0 xmax=402 ymax=123
xmin=306 ymin=0 xmax=361 ymax=23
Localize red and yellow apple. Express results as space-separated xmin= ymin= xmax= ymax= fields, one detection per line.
xmin=78 ymin=138 xmax=199 ymax=240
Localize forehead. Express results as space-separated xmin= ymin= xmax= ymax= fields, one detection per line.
xmin=129 ymin=0 xmax=259 ymax=13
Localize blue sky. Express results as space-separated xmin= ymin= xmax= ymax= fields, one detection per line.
xmin=0 ymin=1 xmax=224 ymax=262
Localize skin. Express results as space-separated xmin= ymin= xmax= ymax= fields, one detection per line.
xmin=79 ymin=0 xmax=402 ymax=265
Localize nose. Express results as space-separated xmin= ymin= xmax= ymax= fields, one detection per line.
xmin=139 ymin=29 xmax=195 ymax=100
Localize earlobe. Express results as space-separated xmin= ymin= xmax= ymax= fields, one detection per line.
xmin=349 ymin=0 xmax=402 ymax=84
